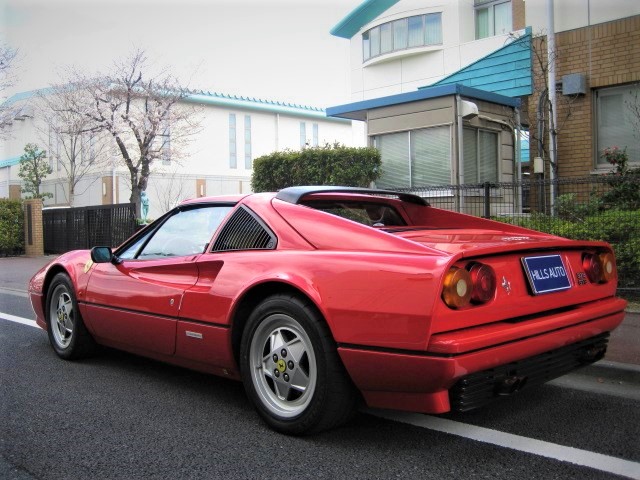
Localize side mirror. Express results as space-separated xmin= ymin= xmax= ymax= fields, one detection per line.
xmin=91 ymin=246 xmax=114 ymax=264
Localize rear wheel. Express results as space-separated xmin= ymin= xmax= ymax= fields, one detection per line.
xmin=240 ymin=294 xmax=356 ymax=435
xmin=46 ymin=273 xmax=96 ymax=359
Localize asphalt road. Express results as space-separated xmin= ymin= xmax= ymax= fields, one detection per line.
xmin=1 ymin=256 xmax=639 ymax=480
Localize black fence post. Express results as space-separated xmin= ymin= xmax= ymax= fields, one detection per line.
xmin=483 ymin=182 xmax=491 ymax=218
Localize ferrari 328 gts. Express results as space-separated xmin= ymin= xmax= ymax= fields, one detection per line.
xmin=29 ymin=186 xmax=626 ymax=434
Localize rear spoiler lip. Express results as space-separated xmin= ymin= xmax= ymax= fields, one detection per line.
xmin=275 ymin=186 xmax=429 ymax=206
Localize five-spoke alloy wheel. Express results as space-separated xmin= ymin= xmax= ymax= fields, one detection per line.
xmin=45 ymin=273 xmax=95 ymax=359
xmin=240 ymin=294 xmax=356 ymax=435
xmin=249 ymin=313 xmax=317 ymax=418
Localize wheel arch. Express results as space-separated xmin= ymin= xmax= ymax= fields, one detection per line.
xmin=229 ymin=281 xmax=330 ymax=366
xmin=41 ymin=265 xmax=73 ymax=314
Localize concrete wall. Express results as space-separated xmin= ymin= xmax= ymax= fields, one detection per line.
xmin=525 ymin=0 xmax=640 ymax=35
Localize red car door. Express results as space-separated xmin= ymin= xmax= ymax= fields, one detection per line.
xmin=83 ymin=204 xmax=233 ymax=356
xmin=84 ymin=256 xmax=200 ymax=355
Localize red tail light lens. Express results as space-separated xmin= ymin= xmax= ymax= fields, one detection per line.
xmin=582 ymin=253 xmax=603 ymax=283
xmin=442 ymin=267 xmax=472 ymax=309
xmin=469 ymin=263 xmax=496 ymax=303
xmin=582 ymin=252 xmax=615 ymax=283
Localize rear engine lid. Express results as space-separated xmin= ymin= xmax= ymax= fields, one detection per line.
xmin=389 ymin=228 xmax=569 ymax=256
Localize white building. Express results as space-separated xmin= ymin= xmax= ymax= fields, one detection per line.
xmin=0 ymin=89 xmax=352 ymax=219
xmin=331 ymin=0 xmax=527 ymax=102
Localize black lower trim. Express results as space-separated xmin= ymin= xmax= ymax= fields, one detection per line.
xmin=449 ymin=332 xmax=610 ymax=412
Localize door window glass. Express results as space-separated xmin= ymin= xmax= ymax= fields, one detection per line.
xmin=136 ymin=206 xmax=232 ymax=260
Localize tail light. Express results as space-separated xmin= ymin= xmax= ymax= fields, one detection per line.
xmin=599 ymin=252 xmax=615 ymax=282
xmin=582 ymin=252 xmax=615 ymax=283
xmin=442 ymin=267 xmax=472 ymax=309
xmin=469 ymin=263 xmax=496 ymax=303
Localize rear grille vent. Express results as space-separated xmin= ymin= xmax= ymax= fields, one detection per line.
xmin=449 ymin=332 xmax=609 ymax=412
xmin=212 ymin=206 xmax=277 ymax=252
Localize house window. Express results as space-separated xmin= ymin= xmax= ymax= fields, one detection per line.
xmin=160 ymin=122 xmax=171 ymax=166
xmin=475 ymin=1 xmax=512 ymax=40
xmin=229 ymin=113 xmax=237 ymax=168
xmin=244 ymin=115 xmax=252 ymax=169
xmin=312 ymin=123 xmax=319 ymax=147
xmin=81 ymin=134 xmax=96 ymax=165
xmin=373 ymin=126 xmax=452 ymax=189
xmin=48 ymin=126 xmax=55 ymax=171
xmin=300 ymin=122 xmax=306 ymax=148
xmin=463 ymin=128 xmax=499 ymax=183
xmin=363 ymin=13 xmax=442 ymax=62
xmin=595 ymin=84 xmax=640 ymax=167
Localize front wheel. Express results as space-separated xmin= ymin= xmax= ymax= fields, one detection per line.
xmin=240 ymin=294 xmax=356 ymax=435
xmin=45 ymin=273 xmax=96 ymax=360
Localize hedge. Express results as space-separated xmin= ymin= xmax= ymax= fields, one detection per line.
xmin=0 ymin=199 xmax=24 ymax=256
xmin=497 ymin=209 xmax=640 ymax=291
xmin=251 ymin=144 xmax=381 ymax=192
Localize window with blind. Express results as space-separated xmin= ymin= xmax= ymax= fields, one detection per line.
xmin=475 ymin=0 xmax=512 ymax=40
xmin=244 ymin=115 xmax=252 ymax=169
xmin=229 ymin=114 xmax=237 ymax=169
xmin=374 ymin=126 xmax=451 ymax=189
xmin=596 ymin=84 xmax=639 ymax=167
xmin=363 ymin=13 xmax=442 ymax=62
xmin=463 ymin=128 xmax=498 ymax=183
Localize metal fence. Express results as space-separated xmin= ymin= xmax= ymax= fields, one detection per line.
xmin=43 ymin=203 xmax=137 ymax=254
xmin=402 ymin=175 xmax=640 ymax=298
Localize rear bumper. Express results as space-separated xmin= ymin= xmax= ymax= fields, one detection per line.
xmin=338 ymin=298 xmax=625 ymax=414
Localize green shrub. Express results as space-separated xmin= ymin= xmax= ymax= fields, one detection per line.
xmin=251 ymin=143 xmax=381 ymax=192
xmin=497 ymin=209 xmax=640 ymax=290
xmin=0 ymin=199 xmax=24 ymax=256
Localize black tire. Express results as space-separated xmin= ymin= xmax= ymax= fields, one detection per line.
xmin=239 ymin=294 xmax=357 ymax=435
xmin=45 ymin=273 xmax=96 ymax=360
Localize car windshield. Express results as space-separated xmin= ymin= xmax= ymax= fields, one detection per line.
xmin=302 ymin=200 xmax=406 ymax=227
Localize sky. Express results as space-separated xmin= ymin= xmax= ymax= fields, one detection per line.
xmin=1 ymin=0 xmax=363 ymax=109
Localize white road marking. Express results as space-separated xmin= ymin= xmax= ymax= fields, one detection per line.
xmin=2 ymin=308 xmax=638 ymax=479
xmin=0 ymin=312 xmax=38 ymax=328
xmin=368 ymin=410 xmax=640 ymax=480
xmin=0 ymin=287 xmax=29 ymax=298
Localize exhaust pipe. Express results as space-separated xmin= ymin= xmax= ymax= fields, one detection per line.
xmin=495 ymin=375 xmax=528 ymax=396
xmin=580 ymin=346 xmax=606 ymax=364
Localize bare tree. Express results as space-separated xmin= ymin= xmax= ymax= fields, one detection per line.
xmin=626 ymin=82 xmax=640 ymax=142
xmin=67 ymin=49 xmax=201 ymax=215
xmin=525 ymin=31 xmax=579 ymax=178
xmin=36 ymin=84 xmax=111 ymax=206
xmin=151 ymin=169 xmax=187 ymax=214
xmin=0 ymin=44 xmax=18 ymax=134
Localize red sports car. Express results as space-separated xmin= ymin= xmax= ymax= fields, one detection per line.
xmin=29 ymin=186 xmax=626 ymax=434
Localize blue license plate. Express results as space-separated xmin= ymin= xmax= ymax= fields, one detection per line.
xmin=521 ymin=254 xmax=571 ymax=295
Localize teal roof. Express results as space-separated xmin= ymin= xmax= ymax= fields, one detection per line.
xmin=331 ymin=0 xmax=400 ymax=39
xmin=3 ymin=88 xmax=53 ymax=105
xmin=327 ymin=84 xmax=519 ymax=121
xmin=4 ymin=87 xmax=346 ymax=122
xmin=0 ymin=157 xmax=21 ymax=168
xmin=184 ymin=89 xmax=347 ymax=122
xmin=427 ymin=29 xmax=533 ymax=97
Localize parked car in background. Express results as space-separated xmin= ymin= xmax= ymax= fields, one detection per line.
xmin=29 ymin=186 xmax=626 ymax=434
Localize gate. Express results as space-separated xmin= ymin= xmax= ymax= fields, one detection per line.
xmin=43 ymin=203 xmax=137 ymax=254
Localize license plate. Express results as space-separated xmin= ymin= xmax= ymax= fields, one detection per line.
xmin=521 ymin=254 xmax=571 ymax=295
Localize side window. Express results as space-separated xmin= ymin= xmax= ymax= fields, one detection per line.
xmin=134 ymin=206 xmax=232 ymax=260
